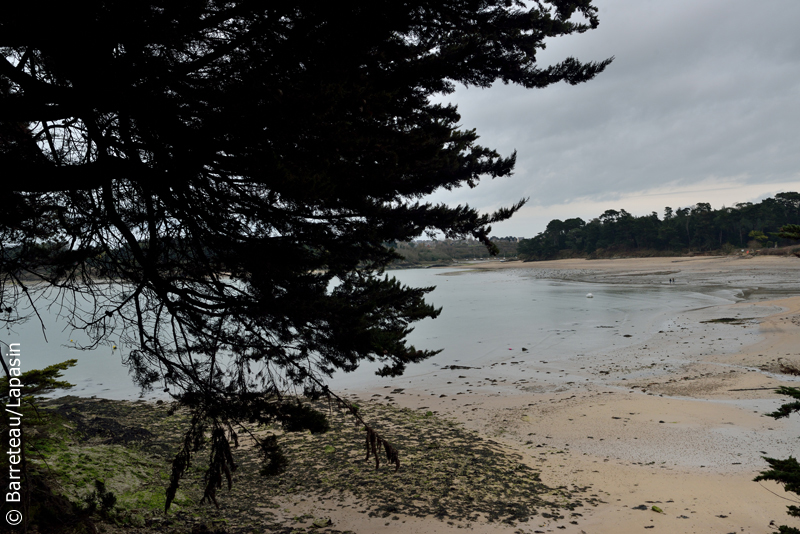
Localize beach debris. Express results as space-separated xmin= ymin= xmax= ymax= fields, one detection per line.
xmin=700 ymin=317 xmax=754 ymax=325
xmin=778 ymin=358 xmax=800 ymax=376
xmin=651 ymin=505 xmax=664 ymax=514
xmin=311 ymin=518 xmax=332 ymax=528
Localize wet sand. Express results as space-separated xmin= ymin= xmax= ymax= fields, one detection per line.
xmin=329 ymin=256 xmax=800 ymax=533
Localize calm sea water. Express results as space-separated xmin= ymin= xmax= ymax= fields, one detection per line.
xmin=329 ymin=268 xmax=737 ymax=389
xmin=1 ymin=268 xmax=737 ymax=399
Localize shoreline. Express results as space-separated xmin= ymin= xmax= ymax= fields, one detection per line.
xmin=341 ymin=256 xmax=800 ymax=533
xmin=36 ymin=256 xmax=800 ymax=533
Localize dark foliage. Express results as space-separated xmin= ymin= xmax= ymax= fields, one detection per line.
xmin=755 ymin=386 xmax=800 ymax=533
xmin=258 ymin=435 xmax=289 ymax=477
xmin=0 ymin=360 xmax=80 ymax=532
xmin=79 ymin=480 xmax=118 ymax=518
xmin=780 ymin=224 xmax=800 ymax=242
xmin=518 ymin=192 xmax=800 ymax=260
xmin=766 ymin=387 xmax=800 ymax=419
xmin=0 ymin=0 xmax=609 ymax=508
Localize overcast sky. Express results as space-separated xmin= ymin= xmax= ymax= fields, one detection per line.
xmin=429 ymin=0 xmax=800 ymax=237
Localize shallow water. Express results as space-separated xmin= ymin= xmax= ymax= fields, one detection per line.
xmin=329 ymin=268 xmax=740 ymax=390
xmin=0 ymin=268 xmax=743 ymax=399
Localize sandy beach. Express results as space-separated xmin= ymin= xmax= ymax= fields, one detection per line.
xmin=307 ymin=255 xmax=800 ymax=533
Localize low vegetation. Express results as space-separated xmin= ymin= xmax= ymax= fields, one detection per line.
xmin=18 ymin=396 xmax=599 ymax=533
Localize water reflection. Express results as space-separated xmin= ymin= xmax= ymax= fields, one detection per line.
xmin=2 ymin=268 xmax=735 ymax=399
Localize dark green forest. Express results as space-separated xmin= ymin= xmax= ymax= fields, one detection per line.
xmin=517 ymin=192 xmax=800 ymax=261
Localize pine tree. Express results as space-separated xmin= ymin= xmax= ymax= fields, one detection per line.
xmin=755 ymin=387 xmax=800 ymax=534
xmin=0 ymin=0 xmax=611 ymax=506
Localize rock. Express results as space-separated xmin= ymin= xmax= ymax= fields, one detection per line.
xmin=311 ymin=518 xmax=332 ymax=528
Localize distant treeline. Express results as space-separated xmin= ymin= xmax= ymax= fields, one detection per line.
xmin=517 ymin=192 xmax=800 ymax=261
xmin=391 ymin=238 xmax=519 ymax=266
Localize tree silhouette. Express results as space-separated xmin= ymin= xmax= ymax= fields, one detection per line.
xmin=517 ymin=193 xmax=800 ymax=260
xmin=755 ymin=387 xmax=800 ymax=534
xmin=0 ymin=0 xmax=610 ymax=506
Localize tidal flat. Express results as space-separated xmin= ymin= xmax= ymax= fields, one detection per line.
xmin=24 ymin=255 xmax=800 ymax=533
xmin=36 ymin=395 xmax=602 ymax=533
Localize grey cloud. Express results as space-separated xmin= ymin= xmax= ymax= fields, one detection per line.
xmin=429 ymin=0 xmax=800 ymax=228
